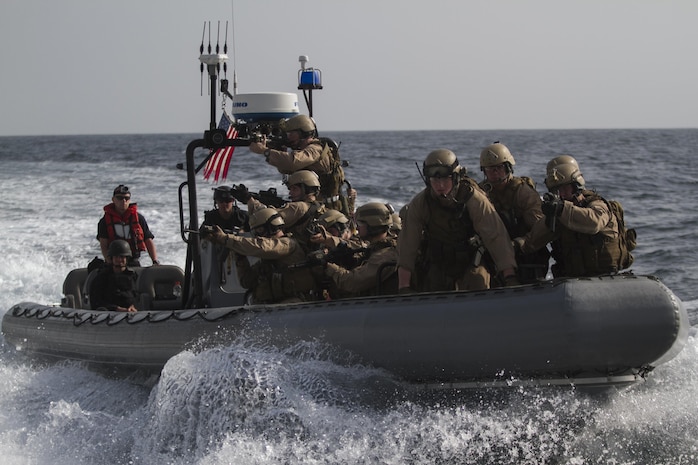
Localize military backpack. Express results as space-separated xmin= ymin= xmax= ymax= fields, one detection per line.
xmin=317 ymin=137 xmax=352 ymax=216
xmin=606 ymin=199 xmax=637 ymax=270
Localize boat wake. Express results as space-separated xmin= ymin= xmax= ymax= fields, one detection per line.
xmin=1 ymin=330 xmax=698 ymax=464
xmin=137 ymin=337 xmax=406 ymax=456
xmin=124 ymin=333 xmax=698 ymax=464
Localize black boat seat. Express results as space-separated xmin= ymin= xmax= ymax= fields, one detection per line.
xmin=136 ymin=265 xmax=185 ymax=311
xmin=61 ymin=268 xmax=89 ymax=309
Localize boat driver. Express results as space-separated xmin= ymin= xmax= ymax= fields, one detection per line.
xmin=97 ymin=185 xmax=159 ymax=267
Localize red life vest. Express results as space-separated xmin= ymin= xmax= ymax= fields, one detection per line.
xmin=103 ymin=203 xmax=147 ymax=254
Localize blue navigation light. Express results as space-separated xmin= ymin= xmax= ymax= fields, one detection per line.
xmin=298 ymin=69 xmax=323 ymax=90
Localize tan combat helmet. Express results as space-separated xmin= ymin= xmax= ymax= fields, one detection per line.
xmin=546 ymin=155 xmax=579 ymax=173
xmin=545 ymin=162 xmax=585 ymax=191
xmin=422 ymin=149 xmax=462 ymax=186
xmin=480 ymin=142 xmax=516 ymax=170
xmin=249 ymin=208 xmax=285 ymax=236
xmin=286 ymin=169 xmax=321 ymax=187
xmin=355 ymin=202 xmax=393 ymax=237
xmin=282 ymin=114 xmax=317 ymax=135
xmin=285 ymin=170 xmax=321 ymax=195
xmin=318 ymin=209 xmax=350 ymax=230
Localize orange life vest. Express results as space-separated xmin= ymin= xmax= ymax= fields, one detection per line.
xmin=103 ymin=203 xmax=146 ymax=255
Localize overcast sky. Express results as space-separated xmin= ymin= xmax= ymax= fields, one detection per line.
xmin=1 ymin=0 xmax=697 ymax=136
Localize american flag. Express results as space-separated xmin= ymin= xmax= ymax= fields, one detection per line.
xmin=203 ymin=112 xmax=238 ymax=182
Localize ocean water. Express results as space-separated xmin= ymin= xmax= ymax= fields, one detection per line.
xmin=1 ymin=129 xmax=697 ymax=464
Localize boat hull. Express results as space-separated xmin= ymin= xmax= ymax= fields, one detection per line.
xmin=2 ymin=275 xmax=688 ymax=388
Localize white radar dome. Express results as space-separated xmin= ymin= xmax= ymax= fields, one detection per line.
xmin=231 ymin=93 xmax=299 ymax=123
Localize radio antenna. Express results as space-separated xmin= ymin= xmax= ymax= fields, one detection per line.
xmin=199 ymin=22 xmax=206 ymax=95
xmin=231 ymin=0 xmax=238 ymax=95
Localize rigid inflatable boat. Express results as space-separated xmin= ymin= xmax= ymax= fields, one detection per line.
xmin=2 ymin=268 xmax=689 ymax=389
xmin=1 ymin=49 xmax=690 ymax=389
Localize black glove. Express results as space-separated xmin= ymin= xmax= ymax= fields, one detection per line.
xmin=306 ymin=250 xmax=327 ymax=268
xmin=231 ymin=184 xmax=252 ymax=203
xmin=541 ymin=193 xmax=564 ymax=217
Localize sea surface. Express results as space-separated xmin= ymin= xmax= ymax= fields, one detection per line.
xmin=1 ymin=129 xmax=697 ymax=464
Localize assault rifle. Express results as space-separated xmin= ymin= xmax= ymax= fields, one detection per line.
xmin=250 ymin=132 xmax=287 ymax=151
xmin=231 ymin=184 xmax=287 ymax=208
xmin=327 ymin=242 xmax=367 ymax=269
xmin=253 ymin=187 xmax=287 ymax=208
xmin=542 ymin=192 xmax=561 ymax=232
xmin=234 ymin=120 xmax=287 ymax=151
xmin=288 ymin=243 xmax=368 ymax=270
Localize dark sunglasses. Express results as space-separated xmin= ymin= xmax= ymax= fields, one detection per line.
xmin=115 ymin=196 xmax=131 ymax=201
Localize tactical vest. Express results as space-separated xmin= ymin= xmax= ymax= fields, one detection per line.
xmin=481 ymin=176 xmax=549 ymax=282
xmin=422 ymin=177 xmax=478 ymax=278
xmin=251 ymin=258 xmax=318 ymax=304
xmin=551 ymin=191 xmax=623 ymax=277
xmin=203 ymin=207 xmax=249 ymax=233
xmin=481 ymin=176 xmax=537 ymax=238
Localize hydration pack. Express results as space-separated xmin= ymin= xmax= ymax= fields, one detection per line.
xmin=606 ymin=199 xmax=637 ymax=269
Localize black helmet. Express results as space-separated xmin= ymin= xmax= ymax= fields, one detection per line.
xmin=213 ymin=186 xmax=235 ymax=203
xmin=108 ymin=239 xmax=132 ymax=258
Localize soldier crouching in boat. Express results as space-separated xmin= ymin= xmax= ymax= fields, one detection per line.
xmin=397 ymin=149 xmax=519 ymax=293
xmin=205 ymin=208 xmax=320 ymax=304
xmin=478 ymin=142 xmax=550 ymax=284
xmin=308 ymin=202 xmax=398 ymax=298
xmin=234 ymin=170 xmax=326 ymax=253
xmin=513 ymin=155 xmax=632 ymax=278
